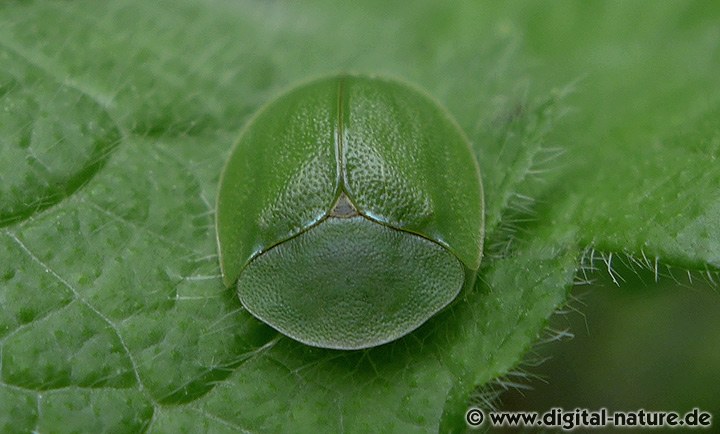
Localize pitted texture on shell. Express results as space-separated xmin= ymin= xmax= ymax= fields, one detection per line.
xmin=216 ymin=75 xmax=484 ymax=349
xmin=237 ymin=217 xmax=465 ymax=349
xmin=217 ymin=80 xmax=338 ymax=286
xmin=217 ymin=76 xmax=483 ymax=287
xmin=341 ymin=78 xmax=483 ymax=270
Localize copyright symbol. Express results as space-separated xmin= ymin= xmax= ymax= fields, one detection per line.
xmin=465 ymin=408 xmax=484 ymax=427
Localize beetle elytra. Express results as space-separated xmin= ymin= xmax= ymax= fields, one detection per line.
xmin=216 ymin=75 xmax=484 ymax=350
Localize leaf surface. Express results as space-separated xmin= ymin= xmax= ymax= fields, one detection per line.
xmin=0 ymin=1 xmax=718 ymax=432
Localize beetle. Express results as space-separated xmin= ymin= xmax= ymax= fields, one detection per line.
xmin=216 ymin=74 xmax=484 ymax=350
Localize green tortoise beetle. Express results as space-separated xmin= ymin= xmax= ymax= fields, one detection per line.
xmin=216 ymin=75 xmax=484 ymax=350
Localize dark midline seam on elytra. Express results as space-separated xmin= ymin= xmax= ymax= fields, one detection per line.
xmin=335 ymin=77 xmax=346 ymax=194
xmin=332 ymin=78 xmax=464 ymax=266
xmin=235 ymin=78 xmax=474 ymax=279
xmin=334 ymin=77 xmax=362 ymax=211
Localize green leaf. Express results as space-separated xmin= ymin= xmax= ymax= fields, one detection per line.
xmin=516 ymin=1 xmax=720 ymax=269
xmin=0 ymin=45 xmax=120 ymax=226
xmin=0 ymin=1 xmax=718 ymax=432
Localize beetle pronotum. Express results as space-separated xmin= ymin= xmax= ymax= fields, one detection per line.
xmin=216 ymin=75 xmax=484 ymax=350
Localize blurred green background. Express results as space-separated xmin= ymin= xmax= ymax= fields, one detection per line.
xmin=500 ymin=273 xmax=720 ymax=417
